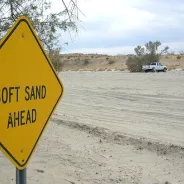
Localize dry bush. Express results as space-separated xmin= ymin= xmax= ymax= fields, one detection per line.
xmin=177 ymin=55 xmax=181 ymax=60
xmin=84 ymin=59 xmax=89 ymax=65
xmin=108 ymin=60 xmax=115 ymax=65
xmin=49 ymin=50 xmax=64 ymax=71
xmin=126 ymin=56 xmax=143 ymax=72
xmin=126 ymin=54 xmax=160 ymax=72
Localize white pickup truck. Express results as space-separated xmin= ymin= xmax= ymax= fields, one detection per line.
xmin=142 ymin=62 xmax=167 ymax=72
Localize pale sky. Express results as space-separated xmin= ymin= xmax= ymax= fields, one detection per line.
xmin=55 ymin=0 xmax=184 ymax=55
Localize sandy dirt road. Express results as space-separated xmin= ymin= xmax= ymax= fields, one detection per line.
xmin=57 ymin=71 xmax=184 ymax=146
xmin=1 ymin=71 xmax=184 ymax=184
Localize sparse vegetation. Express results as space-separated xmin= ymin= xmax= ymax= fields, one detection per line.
xmin=108 ymin=60 xmax=115 ymax=65
xmin=84 ymin=59 xmax=89 ymax=65
xmin=177 ymin=55 xmax=181 ymax=60
xmin=53 ymin=52 xmax=184 ymax=71
xmin=49 ymin=49 xmax=63 ymax=71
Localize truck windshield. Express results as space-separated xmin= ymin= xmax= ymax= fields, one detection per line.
xmin=150 ymin=63 xmax=156 ymax=65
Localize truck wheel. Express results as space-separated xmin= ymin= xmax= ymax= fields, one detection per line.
xmin=163 ymin=68 xmax=167 ymax=72
xmin=152 ymin=67 xmax=156 ymax=72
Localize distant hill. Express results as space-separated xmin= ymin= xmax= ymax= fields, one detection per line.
xmin=58 ymin=53 xmax=184 ymax=71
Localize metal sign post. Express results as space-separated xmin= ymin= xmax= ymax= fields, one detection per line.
xmin=19 ymin=168 xmax=27 ymax=184
xmin=16 ymin=168 xmax=26 ymax=184
xmin=16 ymin=168 xmax=19 ymax=184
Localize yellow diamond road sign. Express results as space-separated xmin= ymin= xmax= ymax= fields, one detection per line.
xmin=0 ymin=16 xmax=63 ymax=170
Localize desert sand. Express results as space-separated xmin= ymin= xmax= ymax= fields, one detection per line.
xmin=1 ymin=71 xmax=184 ymax=184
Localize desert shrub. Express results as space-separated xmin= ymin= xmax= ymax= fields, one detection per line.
xmin=49 ymin=50 xmax=64 ymax=71
xmin=126 ymin=54 xmax=159 ymax=72
xmin=126 ymin=56 xmax=143 ymax=72
xmin=177 ymin=55 xmax=181 ymax=60
xmin=106 ymin=57 xmax=109 ymax=60
xmin=84 ymin=59 xmax=89 ymax=65
xmin=108 ymin=60 xmax=115 ymax=64
xmin=51 ymin=59 xmax=64 ymax=71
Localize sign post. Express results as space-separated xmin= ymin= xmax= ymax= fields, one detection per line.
xmin=16 ymin=168 xmax=19 ymax=184
xmin=19 ymin=168 xmax=26 ymax=184
xmin=0 ymin=16 xmax=63 ymax=182
xmin=16 ymin=168 xmax=26 ymax=184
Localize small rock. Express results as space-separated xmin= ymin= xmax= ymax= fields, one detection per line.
xmin=165 ymin=181 xmax=171 ymax=184
xmin=35 ymin=169 xmax=44 ymax=173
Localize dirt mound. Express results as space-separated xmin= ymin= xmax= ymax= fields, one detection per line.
xmin=52 ymin=118 xmax=184 ymax=156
